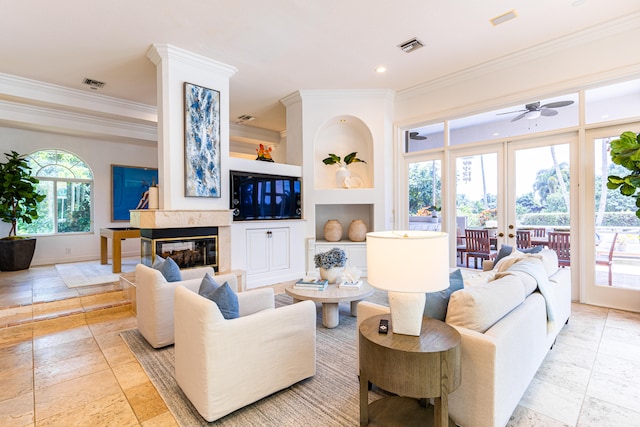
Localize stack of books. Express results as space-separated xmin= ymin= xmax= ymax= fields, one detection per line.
xmin=294 ymin=277 xmax=328 ymax=291
xmin=339 ymin=280 xmax=362 ymax=289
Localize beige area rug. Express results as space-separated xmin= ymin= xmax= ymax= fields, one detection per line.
xmin=121 ymin=292 xmax=391 ymax=426
xmin=55 ymin=257 xmax=139 ymax=288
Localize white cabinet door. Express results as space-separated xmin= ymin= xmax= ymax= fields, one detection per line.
xmin=269 ymin=227 xmax=290 ymax=272
xmin=246 ymin=229 xmax=271 ymax=275
xmin=246 ymin=227 xmax=290 ymax=276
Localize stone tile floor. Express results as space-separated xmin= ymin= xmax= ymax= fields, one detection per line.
xmin=1 ymin=263 xmax=639 ymax=426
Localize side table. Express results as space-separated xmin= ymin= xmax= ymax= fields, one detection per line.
xmin=359 ymin=314 xmax=461 ymax=427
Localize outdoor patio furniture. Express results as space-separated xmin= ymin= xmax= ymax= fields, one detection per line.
xmin=465 ymin=229 xmax=497 ymax=269
xmin=516 ymin=230 xmax=532 ymax=249
xmin=548 ymin=232 xmax=571 ymax=267
xmin=596 ymin=232 xmax=618 ymax=286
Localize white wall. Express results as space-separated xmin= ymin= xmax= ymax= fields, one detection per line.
xmin=0 ymin=127 xmax=157 ymax=266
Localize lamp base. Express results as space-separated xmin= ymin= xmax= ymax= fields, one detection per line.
xmin=388 ymin=291 xmax=426 ymax=336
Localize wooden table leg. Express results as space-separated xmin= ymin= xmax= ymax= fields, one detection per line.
xmin=112 ymin=237 xmax=122 ymax=273
xmin=322 ymin=302 xmax=339 ymax=328
xmin=100 ymin=236 xmax=108 ymax=265
xmin=359 ymin=370 xmax=369 ymax=426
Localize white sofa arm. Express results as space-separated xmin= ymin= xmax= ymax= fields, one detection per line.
xmin=180 ymin=266 xmax=215 ymax=281
xmin=237 ymin=287 xmax=275 ymax=317
xmin=174 ymin=286 xmax=316 ymax=422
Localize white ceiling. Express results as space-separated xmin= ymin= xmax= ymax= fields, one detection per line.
xmin=2 ymin=0 xmax=639 ymax=133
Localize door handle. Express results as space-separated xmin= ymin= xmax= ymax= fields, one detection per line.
xmin=498 ymin=232 xmax=504 ymax=238
xmin=508 ymin=233 xmax=514 ymax=238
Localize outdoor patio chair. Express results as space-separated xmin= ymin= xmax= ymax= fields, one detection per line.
xmin=548 ymin=232 xmax=571 ymax=267
xmin=596 ymin=232 xmax=618 ymax=286
xmin=465 ymin=229 xmax=497 ymax=269
xmin=516 ymin=230 xmax=532 ymax=249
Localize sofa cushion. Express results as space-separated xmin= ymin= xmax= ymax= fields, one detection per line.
xmin=153 ymin=256 xmax=182 ymax=282
xmin=200 ymin=281 xmax=239 ymax=319
xmin=446 ymin=275 xmax=525 ymax=333
xmin=152 ymin=255 xmax=165 ymax=269
xmin=423 ymin=269 xmax=464 ymax=321
xmin=538 ymin=249 xmax=559 ymax=277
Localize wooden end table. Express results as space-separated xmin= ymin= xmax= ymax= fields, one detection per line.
xmin=100 ymin=227 xmax=140 ymax=273
xmin=284 ymin=282 xmax=374 ymax=328
xmin=359 ymin=314 xmax=461 ymax=427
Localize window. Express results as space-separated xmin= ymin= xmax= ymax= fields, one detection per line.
xmin=18 ymin=150 xmax=93 ymax=235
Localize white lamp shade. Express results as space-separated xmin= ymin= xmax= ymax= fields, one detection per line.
xmin=366 ymin=230 xmax=449 ymax=293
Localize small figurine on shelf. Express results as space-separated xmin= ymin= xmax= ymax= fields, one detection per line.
xmin=256 ymin=144 xmax=274 ymax=162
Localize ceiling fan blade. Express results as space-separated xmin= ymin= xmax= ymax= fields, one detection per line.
xmin=541 ymin=100 xmax=574 ymax=109
xmin=511 ymin=112 xmax=528 ymax=122
xmin=540 ymin=109 xmax=558 ymax=117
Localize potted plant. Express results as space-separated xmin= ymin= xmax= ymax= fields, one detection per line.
xmin=314 ymin=247 xmax=347 ymax=284
xmin=607 ymin=131 xmax=640 ymax=219
xmin=322 ymin=152 xmax=366 ymax=188
xmin=0 ymin=151 xmax=46 ymax=271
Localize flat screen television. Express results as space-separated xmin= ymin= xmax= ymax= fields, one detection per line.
xmin=230 ymin=171 xmax=302 ymax=221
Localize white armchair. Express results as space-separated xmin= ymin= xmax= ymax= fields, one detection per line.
xmin=174 ymin=285 xmax=317 ymax=422
xmin=135 ymin=263 xmax=239 ymax=348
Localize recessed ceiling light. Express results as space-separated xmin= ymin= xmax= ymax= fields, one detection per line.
xmin=493 ymin=133 xmax=500 ymax=136
xmin=375 ymin=66 xmax=387 ymax=73
xmin=490 ymin=10 xmax=518 ymax=26
xmin=572 ymin=0 xmax=586 ymax=6
xmin=601 ymin=114 xmax=609 ymax=119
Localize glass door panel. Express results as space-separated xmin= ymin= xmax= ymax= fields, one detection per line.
xmin=408 ymin=159 xmax=442 ymax=231
xmin=510 ymin=143 xmax=571 ymax=245
xmin=593 ymin=136 xmax=640 ymax=288
xmin=454 ymin=150 xmax=501 ymax=269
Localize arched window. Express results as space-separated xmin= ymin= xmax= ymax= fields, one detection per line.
xmin=18 ymin=150 xmax=93 ymax=235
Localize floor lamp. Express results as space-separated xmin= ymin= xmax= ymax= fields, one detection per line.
xmin=366 ymin=230 xmax=449 ymax=336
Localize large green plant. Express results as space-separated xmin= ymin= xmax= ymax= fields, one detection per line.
xmin=607 ymin=131 xmax=640 ymax=220
xmin=0 ymin=151 xmax=46 ymax=238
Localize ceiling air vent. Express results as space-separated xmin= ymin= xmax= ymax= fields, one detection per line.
xmin=398 ymin=38 xmax=424 ymax=53
xmin=82 ymin=78 xmax=106 ymax=90
xmin=236 ymin=115 xmax=256 ymax=124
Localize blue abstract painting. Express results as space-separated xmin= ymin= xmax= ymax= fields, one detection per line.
xmin=184 ymin=82 xmax=221 ymax=198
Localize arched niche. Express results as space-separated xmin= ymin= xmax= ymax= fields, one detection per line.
xmin=314 ymin=115 xmax=373 ymax=189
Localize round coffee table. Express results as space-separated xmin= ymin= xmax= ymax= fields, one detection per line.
xmin=285 ymin=282 xmax=374 ymax=328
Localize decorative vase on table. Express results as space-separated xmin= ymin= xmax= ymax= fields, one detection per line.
xmin=323 ymin=219 xmax=343 ymax=242
xmin=348 ymin=219 xmax=367 ymax=242
xmin=335 ymin=165 xmax=350 ymax=188
xmin=319 ymin=267 xmax=343 ymax=284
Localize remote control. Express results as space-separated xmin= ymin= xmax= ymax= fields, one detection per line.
xmin=378 ymin=319 xmax=389 ymax=334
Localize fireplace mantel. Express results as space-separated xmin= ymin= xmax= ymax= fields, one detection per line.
xmin=130 ymin=209 xmax=233 ymax=229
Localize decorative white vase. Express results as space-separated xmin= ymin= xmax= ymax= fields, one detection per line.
xmin=335 ymin=165 xmax=350 ymax=188
xmin=319 ymin=267 xmax=343 ymax=284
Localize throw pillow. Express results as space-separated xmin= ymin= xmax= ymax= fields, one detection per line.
xmin=206 ymin=282 xmax=239 ymax=320
xmin=423 ymin=269 xmax=464 ymax=321
xmin=494 ymin=244 xmax=514 ymax=265
xmin=198 ymin=273 xmax=220 ymax=300
xmin=151 ymin=255 xmax=165 ymax=269
xmin=153 ymin=256 xmax=182 ymax=282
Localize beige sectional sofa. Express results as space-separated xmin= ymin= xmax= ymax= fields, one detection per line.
xmin=357 ymin=248 xmax=571 ymax=427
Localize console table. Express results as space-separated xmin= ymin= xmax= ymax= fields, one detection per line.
xmin=100 ymin=227 xmax=140 ymax=273
xmin=359 ymin=314 xmax=461 ymax=427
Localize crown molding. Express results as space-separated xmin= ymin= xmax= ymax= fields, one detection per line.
xmin=147 ymin=44 xmax=238 ymax=78
xmin=397 ymin=11 xmax=640 ymax=102
xmin=229 ymin=122 xmax=280 ymax=144
xmin=0 ymin=100 xmax=157 ymax=144
xmin=0 ymin=72 xmax=157 ymax=123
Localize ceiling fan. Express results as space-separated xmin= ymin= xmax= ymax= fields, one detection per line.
xmin=497 ymin=100 xmax=574 ymax=122
xmin=409 ymin=131 xmax=427 ymax=140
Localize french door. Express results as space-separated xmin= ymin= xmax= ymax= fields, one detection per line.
xmin=450 ymin=134 xmax=575 ymax=268
xmin=583 ymin=124 xmax=640 ymax=311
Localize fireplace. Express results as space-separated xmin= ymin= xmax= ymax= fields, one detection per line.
xmin=130 ymin=209 xmax=233 ymax=273
xmin=140 ymin=227 xmax=218 ymax=270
